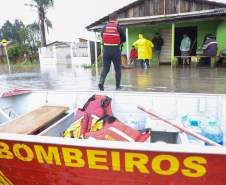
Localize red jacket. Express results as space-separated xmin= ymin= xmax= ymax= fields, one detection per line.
xmin=130 ymin=48 xmax=138 ymax=60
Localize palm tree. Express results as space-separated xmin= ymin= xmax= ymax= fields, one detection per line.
xmin=25 ymin=0 xmax=54 ymax=47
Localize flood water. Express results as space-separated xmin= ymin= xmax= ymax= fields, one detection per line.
xmin=0 ymin=62 xmax=226 ymax=94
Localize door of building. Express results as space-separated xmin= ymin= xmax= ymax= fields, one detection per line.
xmin=174 ymin=26 xmax=197 ymax=58
xmin=159 ymin=29 xmax=172 ymax=64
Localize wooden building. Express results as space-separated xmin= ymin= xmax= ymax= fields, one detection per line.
xmin=87 ymin=0 xmax=226 ymax=65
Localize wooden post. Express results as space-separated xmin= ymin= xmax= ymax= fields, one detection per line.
xmin=94 ymin=32 xmax=98 ymax=73
xmin=126 ymin=27 xmax=129 ymax=62
xmin=87 ymin=41 xmax=91 ymax=60
xmin=4 ymin=46 xmax=11 ymax=73
xmin=164 ymin=0 xmax=166 ymax=15
xmin=179 ymin=0 xmax=181 ymax=14
xmin=211 ymin=57 xmax=216 ymax=68
xmin=171 ymin=24 xmax=175 ymax=68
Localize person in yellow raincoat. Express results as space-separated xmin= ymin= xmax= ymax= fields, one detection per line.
xmin=133 ymin=34 xmax=154 ymax=68
xmin=146 ymin=37 xmax=154 ymax=64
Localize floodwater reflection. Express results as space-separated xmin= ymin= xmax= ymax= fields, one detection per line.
xmin=0 ymin=63 xmax=226 ymax=94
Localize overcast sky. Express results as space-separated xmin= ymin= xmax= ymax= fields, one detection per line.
xmin=0 ymin=0 xmax=225 ymax=42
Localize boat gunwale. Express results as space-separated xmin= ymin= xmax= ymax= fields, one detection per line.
xmin=10 ymin=89 xmax=226 ymax=97
xmin=0 ymin=133 xmax=225 ymax=155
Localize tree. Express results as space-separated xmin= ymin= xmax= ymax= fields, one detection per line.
xmin=0 ymin=19 xmax=42 ymax=62
xmin=26 ymin=0 xmax=54 ymax=47
xmin=0 ymin=21 xmax=14 ymax=41
xmin=26 ymin=22 xmax=41 ymax=51
xmin=0 ymin=20 xmax=26 ymax=44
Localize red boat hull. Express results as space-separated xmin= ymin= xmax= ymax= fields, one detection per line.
xmin=0 ymin=134 xmax=226 ymax=185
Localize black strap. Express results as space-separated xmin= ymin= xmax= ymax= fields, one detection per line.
xmin=70 ymin=130 xmax=75 ymax=138
xmin=96 ymin=115 xmax=116 ymax=125
xmin=81 ymin=95 xmax=96 ymax=111
xmin=138 ymin=128 xmax=152 ymax=134
xmin=85 ymin=113 xmax=91 ymax=133
xmin=100 ymin=96 xmax=112 ymax=114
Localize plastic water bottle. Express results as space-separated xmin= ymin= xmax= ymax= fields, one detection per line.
xmin=181 ymin=113 xmax=204 ymax=145
xmin=187 ymin=119 xmax=203 ymax=145
xmin=124 ymin=114 xmax=146 ymax=130
xmin=181 ymin=113 xmax=203 ymax=128
xmin=201 ymin=118 xmax=224 ymax=145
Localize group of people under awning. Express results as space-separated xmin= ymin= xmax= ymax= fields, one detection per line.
xmin=129 ymin=33 xmax=164 ymax=69
xmin=180 ymin=33 xmax=218 ymax=66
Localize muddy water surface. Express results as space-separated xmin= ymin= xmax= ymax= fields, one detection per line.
xmin=0 ymin=63 xmax=226 ymax=93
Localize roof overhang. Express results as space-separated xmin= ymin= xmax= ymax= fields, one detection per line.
xmin=86 ymin=0 xmax=226 ymax=31
xmin=88 ymin=8 xmax=226 ymax=32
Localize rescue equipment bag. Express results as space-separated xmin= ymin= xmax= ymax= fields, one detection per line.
xmin=85 ymin=116 xmax=151 ymax=142
xmin=64 ymin=95 xmax=112 ymax=139
xmin=103 ymin=21 xmax=121 ymax=46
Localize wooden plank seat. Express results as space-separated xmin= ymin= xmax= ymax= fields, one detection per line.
xmin=175 ymin=55 xmax=217 ymax=67
xmin=0 ymin=106 xmax=69 ymax=135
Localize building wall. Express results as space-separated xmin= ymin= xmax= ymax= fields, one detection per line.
xmin=216 ymin=20 xmax=226 ymax=54
xmin=126 ymin=20 xmax=220 ymax=51
xmin=124 ymin=24 xmax=172 ymax=63
xmin=119 ymin=0 xmax=221 ymax=19
xmin=124 ymin=19 xmax=222 ymax=64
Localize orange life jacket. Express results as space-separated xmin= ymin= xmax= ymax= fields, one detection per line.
xmin=64 ymin=95 xmax=113 ymax=138
xmin=103 ymin=21 xmax=121 ymax=46
xmin=85 ymin=116 xmax=151 ymax=142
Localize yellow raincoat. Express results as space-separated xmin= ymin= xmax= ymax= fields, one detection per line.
xmin=133 ymin=34 xmax=154 ymax=60
xmin=146 ymin=39 xmax=154 ymax=60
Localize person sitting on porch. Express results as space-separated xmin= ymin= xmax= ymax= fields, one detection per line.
xmin=198 ymin=34 xmax=217 ymax=66
xmin=180 ymin=34 xmax=191 ymax=65
xmin=133 ymin=34 xmax=153 ymax=69
xmin=130 ymin=45 xmax=138 ymax=66
xmin=203 ymin=34 xmax=217 ymax=58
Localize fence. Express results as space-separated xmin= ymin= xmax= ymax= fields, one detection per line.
xmin=39 ymin=42 xmax=90 ymax=65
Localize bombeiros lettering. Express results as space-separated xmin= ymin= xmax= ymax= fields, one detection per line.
xmin=0 ymin=142 xmax=207 ymax=177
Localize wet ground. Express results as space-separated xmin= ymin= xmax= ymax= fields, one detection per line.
xmin=0 ymin=63 xmax=226 ymax=93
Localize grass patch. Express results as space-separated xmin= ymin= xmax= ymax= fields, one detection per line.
xmin=21 ymin=60 xmax=39 ymax=65
xmin=82 ymin=64 xmax=96 ymax=69
xmin=81 ymin=59 xmax=103 ymax=69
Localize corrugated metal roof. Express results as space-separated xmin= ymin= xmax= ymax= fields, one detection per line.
xmin=86 ymin=0 xmax=226 ymax=31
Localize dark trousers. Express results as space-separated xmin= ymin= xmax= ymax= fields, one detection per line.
xmin=139 ymin=59 xmax=150 ymax=68
xmin=99 ymin=46 xmax=121 ymax=88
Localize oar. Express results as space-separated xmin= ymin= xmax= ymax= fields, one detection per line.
xmin=138 ymin=106 xmax=221 ymax=146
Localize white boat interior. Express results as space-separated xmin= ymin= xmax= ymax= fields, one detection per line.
xmin=0 ymin=90 xmax=226 ymax=145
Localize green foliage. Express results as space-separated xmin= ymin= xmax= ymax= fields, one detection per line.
xmin=81 ymin=59 xmax=103 ymax=69
xmin=7 ymin=44 xmax=28 ymax=61
xmin=0 ymin=19 xmax=41 ymax=62
xmin=26 ymin=22 xmax=41 ymax=50
xmin=32 ymin=0 xmax=54 ymax=9
xmin=171 ymin=57 xmax=178 ymax=66
xmin=82 ymin=64 xmax=96 ymax=69
xmin=0 ymin=20 xmax=26 ymax=44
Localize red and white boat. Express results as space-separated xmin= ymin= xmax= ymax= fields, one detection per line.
xmin=0 ymin=90 xmax=226 ymax=185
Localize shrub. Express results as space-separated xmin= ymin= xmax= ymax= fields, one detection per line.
xmin=7 ymin=44 xmax=28 ymax=62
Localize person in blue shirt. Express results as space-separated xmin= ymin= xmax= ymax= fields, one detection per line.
xmin=180 ymin=34 xmax=191 ymax=65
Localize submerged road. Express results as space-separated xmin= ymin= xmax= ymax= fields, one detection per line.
xmin=0 ymin=64 xmax=226 ymax=93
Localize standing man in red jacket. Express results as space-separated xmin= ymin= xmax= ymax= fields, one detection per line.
xmin=98 ymin=13 xmax=126 ymax=91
